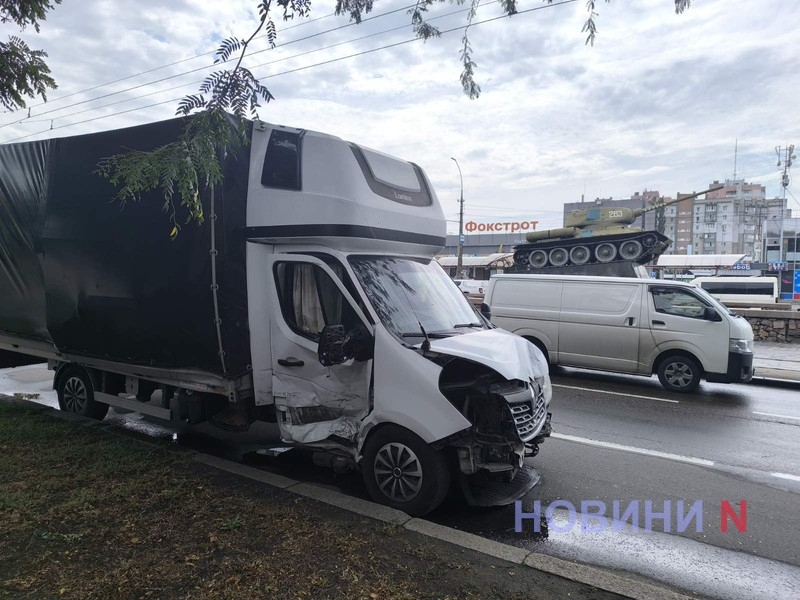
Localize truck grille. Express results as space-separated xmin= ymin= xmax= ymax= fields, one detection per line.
xmin=505 ymin=381 xmax=547 ymax=443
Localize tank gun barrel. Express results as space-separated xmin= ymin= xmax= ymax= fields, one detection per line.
xmin=631 ymin=185 xmax=724 ymax=217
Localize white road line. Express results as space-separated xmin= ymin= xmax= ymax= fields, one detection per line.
xmin=551 ymin=433 xmax=715 ymax=466
xmin=752 ymin=411 xmax=800 ymax=422
xmin=552 ymin=384 xmax=679 ymax=404
xmin=771 ymin=472 xmax=800 ymax=483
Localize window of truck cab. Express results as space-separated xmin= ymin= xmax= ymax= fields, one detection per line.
xmin=261 ymin=129 xmax=302 ymax=190
xmin=273 ymin=261 xmax=362 ymax=342
xmin=350 ymin=144 xmax=432 ymax=207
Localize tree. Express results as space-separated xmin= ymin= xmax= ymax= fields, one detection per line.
xmin=0 ymin=0 xmax=62 ymax=111
xmin=2 ymin=0 xmax=693 ymax=235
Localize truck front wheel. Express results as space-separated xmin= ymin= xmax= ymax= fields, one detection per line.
xmin=361 ymin=425 xmax=451 ymax=516
xmin=57 ymin=366 xmax=109 ymax=420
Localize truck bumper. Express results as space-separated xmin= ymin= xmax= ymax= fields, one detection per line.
xmin=706 ymin=352 xmax=754 ymax=384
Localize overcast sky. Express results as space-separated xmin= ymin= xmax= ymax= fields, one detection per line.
xmin=1 ymin=0 xmax=798 ymax=232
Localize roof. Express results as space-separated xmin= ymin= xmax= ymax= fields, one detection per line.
xmin=435 ymin=253 xmax=514 ymax=267
xmin=655 ymin=254 xmax=747 ymax=268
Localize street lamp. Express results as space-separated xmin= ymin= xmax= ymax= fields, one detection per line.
xmin=451 ymin=157 xmax=464 ymax=276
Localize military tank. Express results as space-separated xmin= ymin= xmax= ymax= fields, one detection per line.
xmin=511 ymin=186 xmax=722 ymax=277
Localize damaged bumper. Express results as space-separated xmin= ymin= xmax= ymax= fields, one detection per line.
xmin=453 ymin=379 xmax=552 ymax=505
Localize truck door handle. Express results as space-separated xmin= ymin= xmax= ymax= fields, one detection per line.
xmin=652 ymin=320 xmax=665 ymax=326
xmin=278 ymin=358 xmax=305 ymax=367
xmin=627 ymin=317 xmax=636 ymax=326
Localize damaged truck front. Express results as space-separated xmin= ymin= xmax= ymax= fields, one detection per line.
xmin=0 ymin=116 xmax=552 ymax=516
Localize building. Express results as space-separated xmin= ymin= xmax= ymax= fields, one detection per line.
xmin=691 ymin=179 xmax=787 ymax=258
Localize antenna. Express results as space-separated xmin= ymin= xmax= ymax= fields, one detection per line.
xmin=733 ymin=139 xmax=738 ymax=180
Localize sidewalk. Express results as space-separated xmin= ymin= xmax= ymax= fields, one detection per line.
xmin=753 ymin=341 xmax=800 ymax=384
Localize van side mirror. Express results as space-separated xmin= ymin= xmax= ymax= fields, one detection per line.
xmin=703 ymin=307 xmax=722 ymax=322
xmin=480 ymin=302 xmax=492 ymax=321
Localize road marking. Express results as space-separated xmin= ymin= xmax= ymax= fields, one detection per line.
xmin=752 ymin=411 xmax=800 ymax=422
xmin=551 ymin=433 xmax=715 ymax=466
xmin=552 ymin=384 xmax=679 ymax=404
xmin=771 ymin=472 xmax=800 ymax=483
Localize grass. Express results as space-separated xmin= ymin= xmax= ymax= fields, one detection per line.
xmin=0 ymin=402 xmax=618 ymax=600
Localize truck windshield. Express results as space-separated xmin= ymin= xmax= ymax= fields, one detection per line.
xmin=349 ymin=256 xmax=486 ymax=339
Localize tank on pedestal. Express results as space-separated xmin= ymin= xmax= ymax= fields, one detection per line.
xmin=511 ymin=186 xmax=722 ymax=277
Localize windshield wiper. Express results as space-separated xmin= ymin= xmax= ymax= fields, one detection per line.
xmin=400 ymin=331 xmax=452 ymax=338
xmin=453 ymin=322 xmax=483 ymax=328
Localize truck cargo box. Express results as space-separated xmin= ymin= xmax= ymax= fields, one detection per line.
xmin=0 ymin=116 xmax=250 ymax=377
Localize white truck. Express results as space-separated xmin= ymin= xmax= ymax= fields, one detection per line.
xmin=0 ymin=116 xmax=552 ymax=515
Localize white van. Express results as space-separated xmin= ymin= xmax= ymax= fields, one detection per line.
xmin=485 ymin=275 xmax=754 ymax=392
xmin=690 ymin=276 xmax=779 ymax=307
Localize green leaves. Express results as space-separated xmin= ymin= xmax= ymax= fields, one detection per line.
xmin=96 ymin=111 xmax=231 ymax=238
xmin=0 ymin=0 xmax=61 ymax=110
xmin=0 ymin=35 xmax=56 ymax=111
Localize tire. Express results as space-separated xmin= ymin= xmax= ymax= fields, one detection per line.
xmin=361 ymin=425 xmax=451 ymax=516
xmin=657 ymin=355 xmax=702 ymax=393
xmin=57 ymin=366 xmax=109 ymax=420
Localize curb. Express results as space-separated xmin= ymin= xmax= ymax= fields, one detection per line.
xmin=192 ymin=452 xmax=697 ymax=600
xmin=1 ymin=394 xmax=697 ymax=600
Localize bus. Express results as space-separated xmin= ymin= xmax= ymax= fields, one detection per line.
xmin=689 ymin=276 xmax=779 ymax=307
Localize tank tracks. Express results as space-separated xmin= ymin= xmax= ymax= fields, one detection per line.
xmin=511 ymin=231 xmax=671 ymax=273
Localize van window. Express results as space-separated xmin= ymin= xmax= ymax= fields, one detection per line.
xmin=651 ymin=288 xmax=708 ymax=319
xmin=261 ymin=129 xmax=302 ymax=190
xmin=274 ymin=262 xmax=360 ymax=341
xmin=699 ymin=281 xmax=774 ymax=296
xmin=562 ymin=283 xmax=638 ymax=313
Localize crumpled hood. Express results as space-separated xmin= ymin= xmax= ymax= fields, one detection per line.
xmin=427 ymin=328 xmax=547 ymax=381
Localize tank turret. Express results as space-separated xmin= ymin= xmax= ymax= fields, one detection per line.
xmin=512 ymin=186 xmax=722 ymax=275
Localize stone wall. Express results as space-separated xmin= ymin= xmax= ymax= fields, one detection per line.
xmin=737 ymin=309 xmax=800 ymax=343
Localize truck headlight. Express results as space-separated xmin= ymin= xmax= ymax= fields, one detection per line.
xmin=729 ymin=338 xmax=753 ymax=354
xmin=535 ymin=375 xmax=553 ymax=405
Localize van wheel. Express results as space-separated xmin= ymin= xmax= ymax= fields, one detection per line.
xmin=361 ymin=425 xmax=451 ymax=516
xmin=57 ymin=366 xmax=109 ymax=420
xmin=657 ymin=355 xmax=701 ymax=393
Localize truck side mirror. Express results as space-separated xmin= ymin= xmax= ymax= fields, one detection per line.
xmin=318 ymin=325 xmax=351 ymax=366
xmin=318 ymin=323 xmax=374 ymax=366
xmin=480 ymin=302 xmax=492 ymax=321
xmin=703 ymin=307 xmax=722 ymax=322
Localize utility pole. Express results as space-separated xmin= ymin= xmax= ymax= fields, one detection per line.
xmin=451 ymin=157 xmax=464 ymax=276
xmin=776 ymin=144 xmax=796 ymax=262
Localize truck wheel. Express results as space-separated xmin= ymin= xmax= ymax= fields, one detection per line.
xmin=57 ymin=367 xmax=109 ymax=420
xmin=361 ymin=425 xmax=451 ymax=516
xmin=657 ymin=355 xmax=701 ymax=393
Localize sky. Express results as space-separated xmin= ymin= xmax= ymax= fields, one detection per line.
xmin=1 ymin=0 xmax=798 ymax=233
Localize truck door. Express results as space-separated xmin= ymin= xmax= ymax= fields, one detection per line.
xmin=267 ymin=255 xmax=373 ymax=445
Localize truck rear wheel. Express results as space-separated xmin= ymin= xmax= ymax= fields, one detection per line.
xmin=657 ymin=355 xmax=701 ymax=393
xmin=57 ymin=366 xmax=109 ymax=420
xmin=361 ymin=425 xmax=450 ymax=516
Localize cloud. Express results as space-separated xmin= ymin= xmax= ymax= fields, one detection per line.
xmin=1 ymin=0 xmax=798 ymax=230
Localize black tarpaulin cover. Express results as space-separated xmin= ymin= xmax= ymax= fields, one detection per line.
xmin=0 ymin=116 xmax=251 ymax=377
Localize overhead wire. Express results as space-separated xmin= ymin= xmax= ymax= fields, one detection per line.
xmin=2 ymin=0 xmax=578 ymax=144
xmin=3 ymin=9 xmax=343 ymax=115
xmin=0 ymin=2 xmax=420 ymax=129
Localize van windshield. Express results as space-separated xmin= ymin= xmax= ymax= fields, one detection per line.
xmin=348 ymin=256 xmax=486 ymax=339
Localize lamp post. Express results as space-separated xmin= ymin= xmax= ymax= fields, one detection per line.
xmin=451 ymin=157 xmax=464 ymax=276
